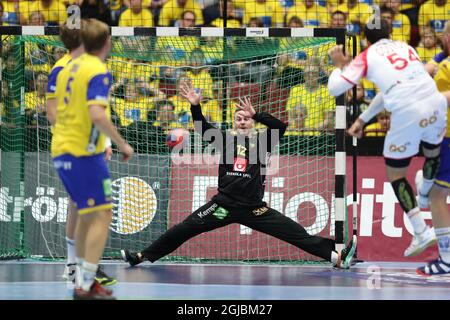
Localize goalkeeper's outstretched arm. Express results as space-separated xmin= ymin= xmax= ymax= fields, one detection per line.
xmin=252 ymin=112 xmax=287 ymax=137
xmin=179 ymin=81 xmax=221 ymax=137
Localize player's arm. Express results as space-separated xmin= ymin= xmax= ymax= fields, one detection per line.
xmin=46 ymin=98 xmax=57 ymax=125
xmin=89 ymin=105 xmax=133 ymax=161
xmin=104 ymin=137 xmax=112 ymax=161
xmin=348 ymin=92 xmax=385 ymax=139
xmin=87 ymin=73 xmax=133 ymax=161
xmin=179 ymin=81 xmax=219 ymax=136
xmin=252 ymin=112 xmax=287 ymax=136
xmin=425 ymin=52 xmax=447 ymax=77
xmin=441 ymin=91 xmax=450 ymax=106
xmin=425 ymin=62 xmax=437 ymax=76
xmin=328 ymin=45 xmax=366 ymax=97
xmin=46 ymin=66 xmax=64 ymax=125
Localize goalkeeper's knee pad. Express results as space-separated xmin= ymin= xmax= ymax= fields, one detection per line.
xmin=391 ymin=178 xmax=417 ymax=213
xmin=422 ymin=155 xmax=440 ymax=180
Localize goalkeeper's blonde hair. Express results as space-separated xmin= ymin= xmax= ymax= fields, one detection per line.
xmin=81 ymin=19 xmax=110 ymax=54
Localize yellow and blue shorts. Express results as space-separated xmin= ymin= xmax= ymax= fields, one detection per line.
xmin=53 ymin=153 xmax=113 ymax=214
xmin=435 ymin=137 xmax=450 ymax=189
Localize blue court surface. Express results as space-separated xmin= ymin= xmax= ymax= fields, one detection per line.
xmin=1 ymin=260 xmax=450 ymax=300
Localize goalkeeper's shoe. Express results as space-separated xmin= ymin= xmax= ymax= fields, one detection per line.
xmin=335 ymin=235 xmax=357 ymax=269
xmin=95 ymin=265 xmax=117 ymax=286
xmin=417 ymin=256 xmax=450 ymax=276
xmin=415 ymin=170 xmax=430 ymax=209
xmin=62 ymin=263 xmax=76 ymax=283
xmin=404 ymin=226 xmax=436 ymax=257
xmin=73 ymin=280 xmax=116 ymax=300
xmin=121 ymin=249 xmax=144 ymax=267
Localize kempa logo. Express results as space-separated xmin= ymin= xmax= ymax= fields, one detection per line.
xmin=0 ymin=176 xmax=158 ymax=235
xmin=197 ymin=203 xmax=218 ymax=219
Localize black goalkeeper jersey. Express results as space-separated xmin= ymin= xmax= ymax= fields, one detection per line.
xmin=191 ymin=104 xmax=287 ymax=209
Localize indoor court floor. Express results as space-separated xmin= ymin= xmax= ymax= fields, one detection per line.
xmin=1 ymin=260 xmax=450 ymax=300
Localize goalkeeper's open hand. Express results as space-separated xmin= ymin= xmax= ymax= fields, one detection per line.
xmin=180 ymin=81 xmax=202 ymax=106
xmin=236 ymin=96 xmax=256 ymax=118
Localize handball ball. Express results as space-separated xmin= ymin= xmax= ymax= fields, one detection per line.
xmin=166 ymin=128 xmax=189 ymax=149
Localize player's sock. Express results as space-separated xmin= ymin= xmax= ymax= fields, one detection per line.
xmin=436 ymin=227 xmax=450 ymax=264
xmin=418 ymin=178 xmax=434 ymax=197
xmin=330 ymin=251 xmax=339 ymax=265
xmin=75 ymin=257 xmax=84 ymax=288
xmin=406 ymin=208 xmax=427 ymax=235
xmin=66 ymin=237 xmax=76 ymax=265
xmin=79 ymin=261 xmax=98 ymax=292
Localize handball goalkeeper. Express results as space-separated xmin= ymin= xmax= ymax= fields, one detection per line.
xmin=121 ymin=81 xmax=356 ymax=268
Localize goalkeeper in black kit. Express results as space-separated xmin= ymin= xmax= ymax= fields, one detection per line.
xmin=121 ymin=81 xmax=357 ymax=268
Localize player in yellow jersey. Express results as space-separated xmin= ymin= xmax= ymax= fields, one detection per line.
xmin=286 ymin=65 xmax=335 ymax=136
xmin=416 ymin=27 xmax=441 ymax=64
xmin=158 ymin=0 xmax=203 ymax=26
xmin=47 ymin=22 xmax=117 ymax=287
xmin=20 ymin=0 xmax=68 ymax=26
xmin=243 ymin=0 xmax=284 ymax=27
xmin=118 ymin=0 xmax=154 ymax=26
xmin=417 ymin=21 xmax=450 ymax=276
xmin=418 ymin=0 xmax=450 ymax=36
xmin=336 ymin=0 xmax=373 ymax=35
xmin=285 ymin=0 xmax=329 ymax=28
xmin=52 ymin=19 xmax=133 ymax=300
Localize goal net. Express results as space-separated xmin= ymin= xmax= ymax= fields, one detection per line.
xmin=0 ymin=27 xmax=346 ymax=263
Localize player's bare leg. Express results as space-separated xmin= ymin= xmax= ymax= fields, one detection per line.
xmin=62 ymin=200 xmax=78 ymax=282
xmin=74 ymin=209 xmax=114 ymax=300
xmin=415 ymin=144 xmax=441 ymax=209
xmin=417 ymin=185 xmax=450 ymax=275
xmin=386 ymin=164 xmax=436 ymax=257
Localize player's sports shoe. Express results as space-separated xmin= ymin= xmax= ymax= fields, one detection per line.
xmin=415 ymin=170 xmax=430 ymax=209
xmin=416 ymin=256 xmax=450 ymax=276
xmin=404 ymin=226 xmax=436 ymax=257
xmin=62 ymin=263 xmax=76 ymax=283
xmin=95 ymin=265 xmax=117 ymax=286
xmin=73 ymin=280 xmax=116 ymax=300
xmin=335 ymin=235 xmax=357 ymax=269
xmin=121 ymin=249 xmax=144 ymax=267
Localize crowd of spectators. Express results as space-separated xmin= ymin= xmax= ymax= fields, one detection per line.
xmin=0 ymin=0 xmax=447 ymax=137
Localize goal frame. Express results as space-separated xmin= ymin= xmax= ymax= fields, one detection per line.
xmin=0 ymin=25 xmax=347 ymax=259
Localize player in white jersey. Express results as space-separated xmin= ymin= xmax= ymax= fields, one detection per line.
xmin=328 ymin=19 xmax=448 ymax=258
